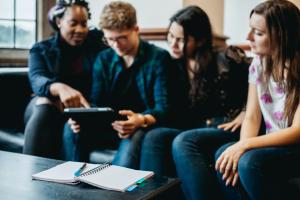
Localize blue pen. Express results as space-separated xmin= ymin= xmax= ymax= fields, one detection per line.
xmin=74 ymin=163 xmax=87 ymax=177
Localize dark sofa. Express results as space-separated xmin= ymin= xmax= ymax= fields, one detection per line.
xmin=1 ymin=67 xmax=300 ymax=198
xmin=0 ymin=67 xmax=116 ymax=163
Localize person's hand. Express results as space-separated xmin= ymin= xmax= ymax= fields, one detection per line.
xmin=68 ymin=118 xmax=81 ymax=133
xmin=215 ymin=141 xmax=247 ymax=187
xmin=50 ymin=83 xmax=90 ymax=108
xmin=218 ymin=111 xmax=245 ymax=132
xmin=111 ymin=110 xmax=145 ymax=139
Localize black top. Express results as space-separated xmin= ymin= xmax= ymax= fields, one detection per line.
xmin=170 ymin=46 xmax=250 ymax=129
xmin=110 ymin=65 xmax=146 ymax=112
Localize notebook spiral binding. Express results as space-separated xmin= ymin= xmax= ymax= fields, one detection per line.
xmin=79 ymin=163 xmax=111 ymax=177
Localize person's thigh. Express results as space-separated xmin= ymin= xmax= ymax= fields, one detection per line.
xmin=142 ymin=127 xmax=181 ymax=152
xmin=172 ymin=129 xmax=238 ymax=200
xmin=238 ymin=145 xmax=300 ymax=200
xmin=174 ymin=128 xmax=239 ymax=161
xmin=215 ymin=143 xmax=300 ymax=200
xmin=23 ymin=97 xmax=64 ymax=158
xmin=140 ymin=127 xmax=181 ymax=175
xmin=113 ymin=129 xmax=147 ymax=169
xmin=239 ymin=145 xmax=300 ymax=176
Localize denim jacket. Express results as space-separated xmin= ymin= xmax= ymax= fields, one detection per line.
xmin=28 ymin=28 xmax=107 ymax=99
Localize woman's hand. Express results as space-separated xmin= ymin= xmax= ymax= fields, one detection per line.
xmin=218 ymin=111 xmax=245 ymax=132
xmin=215 ymin=141 xmax=247 ymax=186
xmin=68 ymin=118 xmax=81 ymax=133
xmin=50 ymin=83 xmax=90 ymax=108
xmin=111 ymin=110 xmax=145 ymax=139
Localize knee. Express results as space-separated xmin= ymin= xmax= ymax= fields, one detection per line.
xmin=35 ymin=97 xmax=63 ymax=111
xmin=214 ymin=142 xmax=234 ymax=161
xmin=237 ymin=150 xmax=259 ymax=177
xmin=172 ymin=131 xmax=193 ymax=157
xmin=142 ymin=128 xmax=173 ymax=147
xmin=35 ymin=97 xmax=53 ymax=105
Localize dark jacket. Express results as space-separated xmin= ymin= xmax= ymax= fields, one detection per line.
xmin=170 ymin=46 xmax=251 ymax=129
xmin=28 ymin=28 xmax=107 ymax=99
xmin=90 ymin=39 xmax=174 ymax=124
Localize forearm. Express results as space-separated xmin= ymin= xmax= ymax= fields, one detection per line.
xmin=49 ymin=82 xmax=65 ymax=97
xmin=244 ymin=126 xmax=300 ymax=150
xmin=246 ymin=101 xmax=300 ymax=147
xmin=240 ymin=115 xmax=261 ymax=140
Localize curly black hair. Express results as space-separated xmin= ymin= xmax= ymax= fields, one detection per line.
xmin=48 ymin=0 xmax=91 ymax=31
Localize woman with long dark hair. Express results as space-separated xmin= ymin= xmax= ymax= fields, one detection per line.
xmin=140 ymin=6 xmax=249 ymax=199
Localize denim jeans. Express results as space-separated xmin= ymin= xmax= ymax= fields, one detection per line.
xmin=215 ymin=142 xmax=300 ymax=200
xmin=140 ymin=127 xmax=181 ymax=177
xmin=63 ymin=123 xmax=146 ymax=169
xmin=172 ymin=127 xmax=239 ymax=200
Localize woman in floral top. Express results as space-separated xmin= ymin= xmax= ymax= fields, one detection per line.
xmin=215 ymin=1 xmax=300 ymax=199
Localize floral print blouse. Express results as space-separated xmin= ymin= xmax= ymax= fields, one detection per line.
xmin=248 ymin=56 xmax=287 ymax=133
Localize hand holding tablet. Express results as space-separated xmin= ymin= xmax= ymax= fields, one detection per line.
xmin=63 ymin=107 xmax=126 ymax=124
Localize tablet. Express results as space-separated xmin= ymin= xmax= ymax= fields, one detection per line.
xmin=63 ymin=107 xmax=125 ymax=124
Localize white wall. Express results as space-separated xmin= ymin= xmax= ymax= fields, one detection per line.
xmin=87 ymin=0 xmax=182 ymax=29
xmin=184 ymin=0 xmax=224 ymax=36
xmin=224 ymin=0 xmax=263 ymax=45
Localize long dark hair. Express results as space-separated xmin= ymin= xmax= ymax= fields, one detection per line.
xmin=251 ymin=0 xmax=300 ymax=125
xmin=169 ymin=5 xmax=213 ymax=105
xmin=48 ymin=0 xmax=90 ymax=31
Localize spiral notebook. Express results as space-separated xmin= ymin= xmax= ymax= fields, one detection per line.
xmin=32 ymin=161 xmax=154 ymax=192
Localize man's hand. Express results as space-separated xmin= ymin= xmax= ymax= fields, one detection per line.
xmin=68 ymin=118 xmax=81 ymax=133
xmin=111 ymin=110 xmax=145 ymax=139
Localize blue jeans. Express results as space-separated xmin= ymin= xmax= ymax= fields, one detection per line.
xmin=172 ymin=128 xmax=239 ymax=200
xmin=63 ymin=123 xmax=146 ymax=169
xmin=215 ymin=142 xmax=300 ymax=200
xmin=140 ymin=127 xmax=181 ymax=176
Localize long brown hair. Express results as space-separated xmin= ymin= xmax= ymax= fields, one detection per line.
xmin=169 ymin=6 xmax=213 ymax=105
xmin=251 ymin=0 xmax=300 ymax=125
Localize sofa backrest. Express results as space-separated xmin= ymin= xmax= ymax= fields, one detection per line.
xmin=0 ymin=68 xmax=32 ymax=130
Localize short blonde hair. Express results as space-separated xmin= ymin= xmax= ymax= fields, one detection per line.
xmin=99 ymin=1 xmax=137 ymax=30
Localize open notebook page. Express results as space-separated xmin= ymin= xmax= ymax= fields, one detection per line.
xmin=32 ymin=161 xmax=99 ymax=184
xmin=78 ymin=165 xmax=154 ymax=192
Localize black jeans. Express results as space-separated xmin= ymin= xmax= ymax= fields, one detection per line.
xmin=23 ymin=97 xmax=64 ymax=159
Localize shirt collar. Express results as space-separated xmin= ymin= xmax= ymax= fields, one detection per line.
xmin=111 ymin=38 xmax=146 ymax=67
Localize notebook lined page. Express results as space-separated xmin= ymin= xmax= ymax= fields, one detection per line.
xmin=32 ymin=161 xmax=99 ymax=184
xmin=79 ymin=165 xmax=154 ymax=192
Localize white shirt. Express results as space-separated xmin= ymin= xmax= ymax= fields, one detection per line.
xmin=248 ymin=56 xmax=287 ymax=133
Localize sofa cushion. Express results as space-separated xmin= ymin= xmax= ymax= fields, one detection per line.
xmin=0 ymin=68 xmax=31 ymax=129
xmin=0 ymin=129 xmax=24 ymax=153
